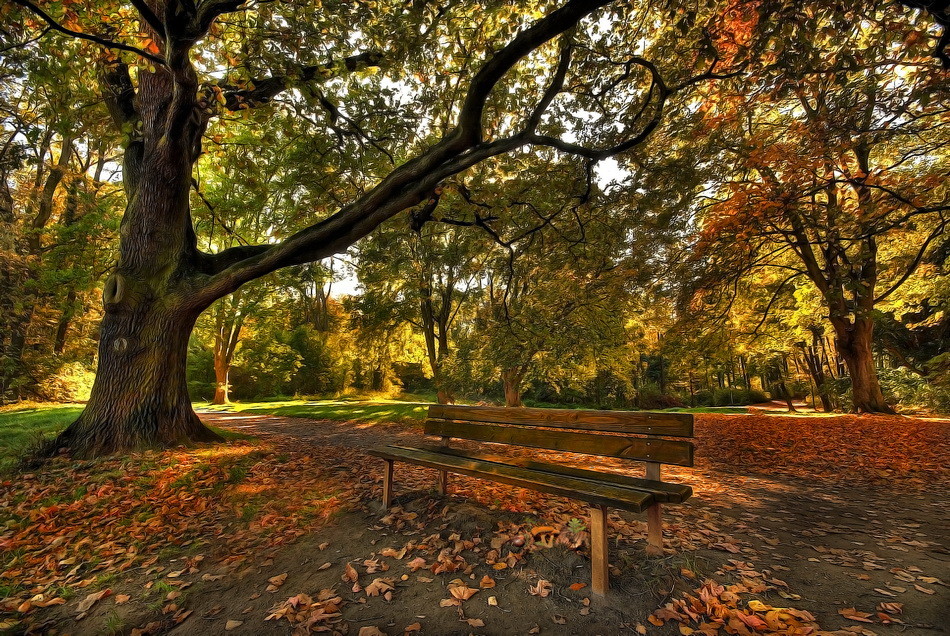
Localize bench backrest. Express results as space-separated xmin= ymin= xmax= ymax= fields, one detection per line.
xmin=425 ymin=405 xmax=695 ymax=467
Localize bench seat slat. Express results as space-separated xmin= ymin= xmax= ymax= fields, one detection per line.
xmin=410 ymin=444 xmax=692 ymax=503
xmin=368 ymin=445 xmax=656 ymax=513
xmin=425 ymin=419 xmax=694 ymax=467
xmin=429 ymin=404 xmax=693 ymax=437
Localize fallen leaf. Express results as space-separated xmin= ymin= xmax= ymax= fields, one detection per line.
xmin=480 ymin=575 xmax=496 ymax=589
xmin=553 ymin=614 xmax=567 ymax=624
xmin=76 ymin=589 xmax=111 ymax=615
xmin=449 ymin=583 xmax=478 ymax=601
xmin=404 ymin=623 xmax=422 ymax=633
xmin=464 ymin=618 xmax=485 ymax=627
xmin=225 ymin=619 xmax=243 ymax=630
xmin=366 ymin=578 xmax=395 ymax=597
xmin=914 ymin=584 xmax=936 ymax=595
xmin=569 ymin=582 xmax=586 ymax=591
xmin=358 ymin=628 xmax=386 ymax=636
xmin=529 ymin=580 xmax=552 ymax=598
xmin=407 ymin=557 xmax=427 ymax=572
xmin=266 ymin=572 xmax=288 ymax=592
xmin=839 ymin=608 xmax=875 ymax=623
xmin=343 ymin=563 xmax=359 ymax=583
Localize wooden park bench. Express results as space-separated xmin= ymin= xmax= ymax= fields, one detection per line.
xmin=368 ymin=404 xmax=695 ymax=594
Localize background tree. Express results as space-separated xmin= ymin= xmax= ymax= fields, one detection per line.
xmin=681 ymin=9 xmax=948 ymax=413
xmin=7 ymin=0 xmax=744 ymax=455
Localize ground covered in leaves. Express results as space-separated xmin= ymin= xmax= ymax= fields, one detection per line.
xmin=0 ymin=411 xmax=947 ymax=635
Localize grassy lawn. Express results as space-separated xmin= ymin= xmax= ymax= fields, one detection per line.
xmin=0 ymin=404 xmax=83 ymax=470
xmin=196 ymin=395 xmax=767 ymax=425
xmin=0 ymin=404 xmax=249 ymax=470
xmin=197 ymin=396 xmax=431 ymax=425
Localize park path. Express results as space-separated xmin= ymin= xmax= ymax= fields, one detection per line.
xmin=197 ymin=410 xmax=950 ymax=634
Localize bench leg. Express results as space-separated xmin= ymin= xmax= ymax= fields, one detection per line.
xmin=381 ymin=459 xmax=394 ymax=508
xmin=589 ymin=505 xmax=609 ymax=595
xmin=437 ymin=435 xmax=449 ymax=495
xmin=646 ymin=502 xmax=663 ymax=555
xmin=645 ymin=461 xmax=663 ymax=555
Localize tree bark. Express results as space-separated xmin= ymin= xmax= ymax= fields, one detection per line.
xmin=212 ymin=357 xmax=230 ymax=405
xmin=211 ymin=294 xmax=244 ymax=405
xmin=834 ymin=317 xmax=895 ymax=414
xmin=55 ymin=302 xmax=222 ymax=457
xmin=502 ymin=367 xmax=524 ymax=407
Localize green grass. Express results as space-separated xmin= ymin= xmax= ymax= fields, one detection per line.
xmin=0 ymin=404 xmax=253 ymax=471
xmin=198 ymin=396 xmax=430 ymax=425
xmin=0 ymin=404 xmax=83 ymax=469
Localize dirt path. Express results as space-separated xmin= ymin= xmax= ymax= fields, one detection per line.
xmin=186 ymin=411 xmax=950 ymax=636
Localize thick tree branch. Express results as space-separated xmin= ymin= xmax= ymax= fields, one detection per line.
xmin=129 ymin=0 xmax=166 ymax=36
xmin=456 ymin=0 xmax=612 ymax=146
xmin=188 ymin=0 xmax=617 ymax=307
xmin=220 ymin=52 xmax=385 ymax=110
xmin=12 ymin=0 xmax=167 ymax=66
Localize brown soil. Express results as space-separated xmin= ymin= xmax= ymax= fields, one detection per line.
xmin=28 ymin=412 xmax=950 ymax=635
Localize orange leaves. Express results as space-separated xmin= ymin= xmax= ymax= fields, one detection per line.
xmin=0 ymin=437 xmax=358 ymax=625
xmin=649 ymin=580 xmax=819 ymax=634
xmin=265 ymin=590 xmax=344 ymax=632
xmin=694 ymin=413 xmax=950 ymax=488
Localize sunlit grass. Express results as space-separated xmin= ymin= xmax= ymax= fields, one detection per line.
xmin=0 ymin=404 xmax=83 ymax=469
xmin=0 ymin=403 xmax=250 ymax=470
xmin=198 ymin=397 xmax=430 ymax=425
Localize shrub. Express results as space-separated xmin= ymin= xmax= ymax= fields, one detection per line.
xmin=36 ymin=362 xmax=95 ymax=402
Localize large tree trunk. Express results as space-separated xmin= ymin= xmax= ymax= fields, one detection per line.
xmin=833 ymin=318 xmax=894 ymax=414
xmin=55 ymin=303 xmax=221 ymax=457
xmin=51 ymin=51 xmax=224 ymax=457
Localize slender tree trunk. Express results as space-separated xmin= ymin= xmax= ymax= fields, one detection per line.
xmin=800 ymin=342 xmax=834 ymax=412
xmin=834 ymin=318 xmax=894 ymax=414
xmin=53 ymin=290 xmax=78 ymax=355
xmin=502 ymin=367 xmax=524 ymax=407
xmin=212 ymin=357 xmax=230 ymax=405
